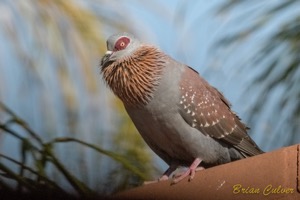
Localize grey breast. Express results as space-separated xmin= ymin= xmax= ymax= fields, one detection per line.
xmin=125 ymin=57 xmax=233 ymax=166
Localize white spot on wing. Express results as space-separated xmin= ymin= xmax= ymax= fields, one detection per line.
xmin=231 ymin=124 xmax=238 ymax=132
xmin=191 ymin=94 xmax=195 ymax=101
xmin=204 ymin=122 xmax=210 ymax=127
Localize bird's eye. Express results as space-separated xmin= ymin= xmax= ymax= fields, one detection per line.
xmin=114 ymin=37 xmax=130 ymax=51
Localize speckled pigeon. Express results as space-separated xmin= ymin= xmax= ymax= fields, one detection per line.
xmin=100 ymin=32 xmax=264 ymax=183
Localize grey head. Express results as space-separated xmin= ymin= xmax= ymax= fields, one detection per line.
xmin=101 ymin=32 xmax=141 ymax=68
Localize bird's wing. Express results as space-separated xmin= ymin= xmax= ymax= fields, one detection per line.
xmin=178 ymin=67 xmax=263 ymax=157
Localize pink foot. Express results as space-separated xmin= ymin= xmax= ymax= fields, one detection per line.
xmin=143 ymin=164 xmax=177 ymax=185
xmin=172 ymin=158 xmax=203 ymax=184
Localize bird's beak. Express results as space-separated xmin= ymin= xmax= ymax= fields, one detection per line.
xmin=105 ymin=50 xmax=113 ymax=55
xmin=100 ymin=50 xmax=113 ymax=68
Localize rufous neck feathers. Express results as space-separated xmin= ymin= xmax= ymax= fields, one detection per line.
xmin=102 ymin=45 xmax=166 ymax=107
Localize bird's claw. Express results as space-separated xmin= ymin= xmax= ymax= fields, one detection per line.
xmin=172 ymin=168 xmax=194 ymax=184
xmin=172 ymin=158 xmax=203 ymax=184
xmin=143 ymin=174 xmax=169 ymax=185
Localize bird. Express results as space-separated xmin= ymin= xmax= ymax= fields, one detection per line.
xmin=100 ymin=32 xmax=264 ymax=184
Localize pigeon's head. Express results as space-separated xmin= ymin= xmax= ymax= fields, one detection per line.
xmin=100 ymin=32 xmax=166 ymax=106
xmin=101 ymin=32 xmax=141 ymax=68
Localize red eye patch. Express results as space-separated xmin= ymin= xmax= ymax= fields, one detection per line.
xmin=114 ymin=37 xmax=130 ymax=51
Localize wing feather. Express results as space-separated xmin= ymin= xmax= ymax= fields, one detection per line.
xmin=179 ymin=67 xmax=263 ymax=157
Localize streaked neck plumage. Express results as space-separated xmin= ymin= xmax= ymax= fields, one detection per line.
xmin=101 ymin=45 xmax=166 ymax=107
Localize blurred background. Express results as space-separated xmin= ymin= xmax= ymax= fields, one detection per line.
xmin=0 ymin=0 xmax=299 ymax=197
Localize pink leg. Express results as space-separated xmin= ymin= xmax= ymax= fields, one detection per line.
xmin=172 ymin=158 xmax=203 ymax=184
xmin=159 ymin=164 xmax=178 ymax=181
xmin=143 ymin=164 xmax=178 ymax=185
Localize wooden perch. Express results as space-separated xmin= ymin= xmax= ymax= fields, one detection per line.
xmin=113 ymin=144 xmax=300 ymax=200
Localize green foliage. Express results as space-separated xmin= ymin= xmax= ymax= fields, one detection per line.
xmin=0 ymin=102 xmax=149 ymax=197
xmin=216 ymin=0 xmax=300 ymax=148
xmin=0 ymin=0 xmax=157 ymax=196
